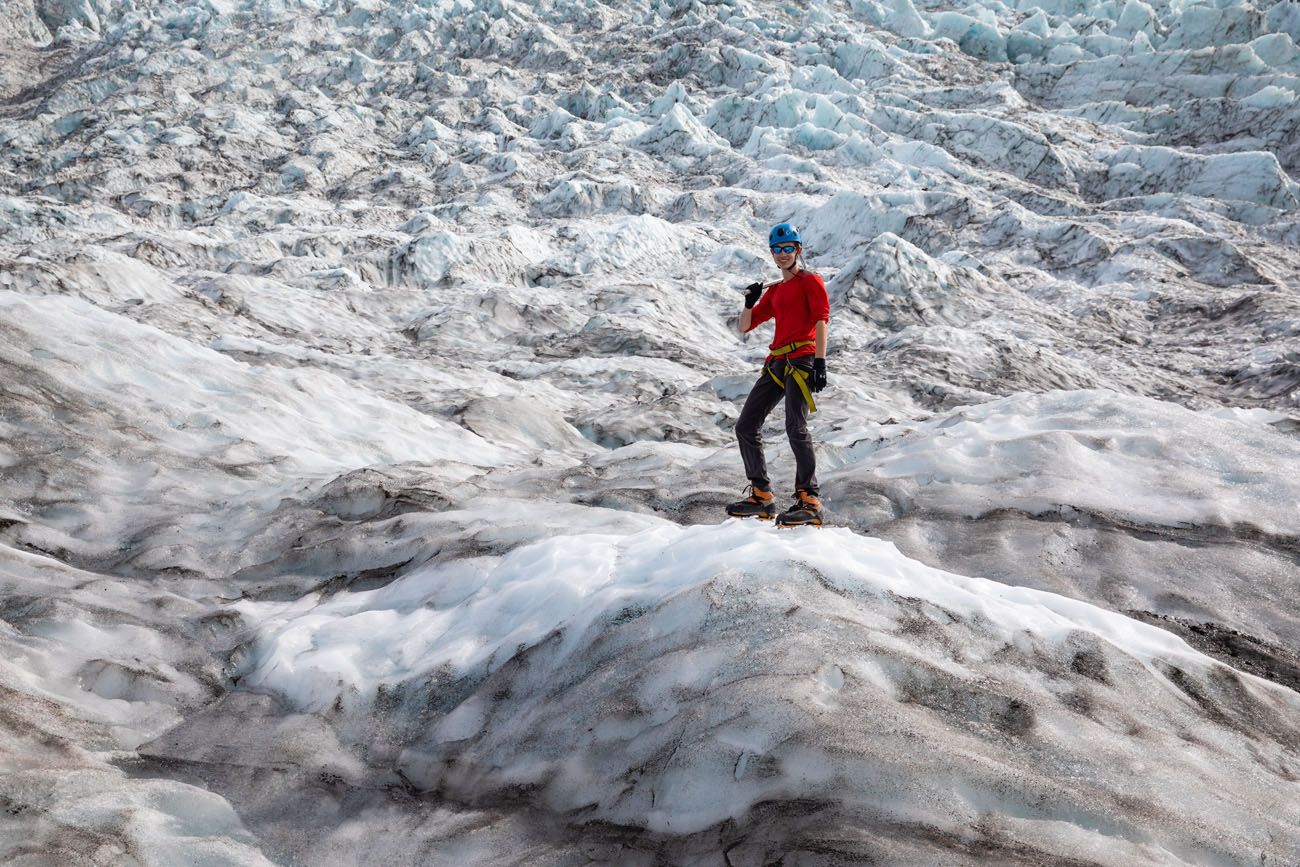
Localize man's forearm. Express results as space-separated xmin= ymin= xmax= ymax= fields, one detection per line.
xmin=815 ymin=320 xmax=828 ymax=357
xmin=739 ymin=308 xmax=753 ymax=332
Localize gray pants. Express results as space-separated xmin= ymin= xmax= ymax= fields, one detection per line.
xmin=736 ymin=357 xmax=818 ymax=495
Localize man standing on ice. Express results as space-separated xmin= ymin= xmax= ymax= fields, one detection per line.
xmin=726 ymin=223 xmax=830 ymax=527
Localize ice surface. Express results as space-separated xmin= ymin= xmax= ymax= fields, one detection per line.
xmin=840 ymin=389 xmax=1300 ymax=536
xmin=2 ymin=0 xmax=1299 ymax=862
xmin=235 ymin=520 xmax=1300 ymax=862
xmin=236 ymin=519 xmax=1209 ymax=709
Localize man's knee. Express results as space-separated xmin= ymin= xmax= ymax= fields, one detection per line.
xmin=785 ymin=413 xmax=810 ymax=439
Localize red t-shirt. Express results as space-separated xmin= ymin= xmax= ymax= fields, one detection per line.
xmin=745 ymin=270 xmax=829 ymax=359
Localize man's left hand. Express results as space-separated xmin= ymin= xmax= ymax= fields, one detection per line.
xmin=812 ymin=358 xmax=827 ymax=392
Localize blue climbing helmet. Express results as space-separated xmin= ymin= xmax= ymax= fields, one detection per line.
xmin=768 ymin=223 xmax=801 ymax=247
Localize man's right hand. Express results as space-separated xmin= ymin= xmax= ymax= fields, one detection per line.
xmin=744 ymin=282 xmax=763 ymax=309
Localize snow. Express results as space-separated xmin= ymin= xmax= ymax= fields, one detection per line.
xmin=0 ymin=291 xmax=511 ymax=476
xmin=1242 ymin=83 xmax=1299 ymax=108
xmin=838 ymin=389 xmax=1299 ymax=533
xmin=2 ymin=0 xmax=1300 ymax=862
xmin=235 ymin=518 xmax=1212 ymax=712
xmin=232 ymin=516 xmax=1299 ymax=859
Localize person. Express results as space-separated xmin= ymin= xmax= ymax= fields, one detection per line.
xmin=726 ymin=223 xmax=830 ymax=526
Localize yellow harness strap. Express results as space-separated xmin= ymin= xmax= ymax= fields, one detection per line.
xmin=764 ymin=340 xmax=817 ymax=413
xmin=769 ymin=340 xmax=814 ymax=357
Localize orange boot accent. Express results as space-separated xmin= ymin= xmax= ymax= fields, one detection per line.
xmin=726 ymin=485 xmax=777 ymax=519
xmin=776 ymin=490 xmax=824 ymax=526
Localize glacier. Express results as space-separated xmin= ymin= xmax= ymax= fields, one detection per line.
xmin=2 ymin=0 xmax=1299 ymax=863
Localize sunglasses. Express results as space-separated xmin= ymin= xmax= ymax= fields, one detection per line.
xmin=770 ymin=244 xmax=799 ymax=255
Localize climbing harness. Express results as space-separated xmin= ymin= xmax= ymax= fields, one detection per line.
xmin=764 ymin=340 xmax=817 ymax=413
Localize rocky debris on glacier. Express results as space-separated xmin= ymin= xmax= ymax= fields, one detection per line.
xmin=2 ymin=0 xmax=1299 ymax=863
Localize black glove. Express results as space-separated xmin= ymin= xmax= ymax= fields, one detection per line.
xmin=743 ymin=281 xmax=763 ymax=309
xmin=811 ymin=358 xmax=827 ymax=392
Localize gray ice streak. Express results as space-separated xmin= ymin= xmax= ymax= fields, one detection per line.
xmin=1 ymin=0 xmax=1298 ymax=864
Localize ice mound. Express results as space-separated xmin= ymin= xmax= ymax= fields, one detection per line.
xmin=1100 ymin=146 xmax=1300 ymax=210
xmin=829 ymin=232 xmax=1003 ymax=327
xmin=0 ymin=0 xmax=51 ymax=48
xmin=233 ymin=519 xmax=1300 ymax=863
xmin=0 ymin=766 xmax=274 ymax=867
xmin=0 ymin=545 xmax=274 ymax=865
xmin=837 ymin=389 xmax=1300 ymax=538
xmin=816 ymin=389 xmax=1300 ymax=657
xmin=0 ymin=291 xmax=509 ymax=478
xmin=631 ymin=102 xmax=731 ymax=159
xmin=0 ymin=289 xmax=513 ymax=576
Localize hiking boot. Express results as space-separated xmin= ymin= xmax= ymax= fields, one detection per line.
xmin=726 ymin=485 xmax=776 ymax=519
xmin=776 ymin=490 xmax=823 ymax=526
